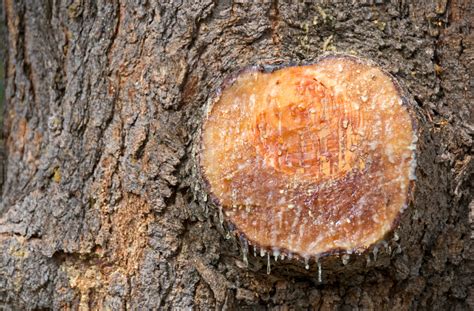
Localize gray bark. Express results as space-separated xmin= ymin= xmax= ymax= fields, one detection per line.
xmin=0 ymin=0 xmax=473 ymax=309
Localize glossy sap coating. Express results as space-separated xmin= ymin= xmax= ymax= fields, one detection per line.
xmin=201 ymin=56 xmax=416 ymax=258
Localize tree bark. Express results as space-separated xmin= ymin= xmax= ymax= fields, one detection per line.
xmin=0 ymin=0 xmax=472 ymax=310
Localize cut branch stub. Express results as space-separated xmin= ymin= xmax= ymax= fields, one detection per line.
xmin=200 ymin=55 xmax=417 ymax=260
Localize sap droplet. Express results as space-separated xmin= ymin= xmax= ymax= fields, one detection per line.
xmin=240 ymin=236 xmax=249 ymax=267
xmin=304 ymin=257 xmax=310 ymax=270
xmin=273 ymin=249 xmax=280 ymax=261
xmin=267 ymin=252 xmax=271 ymax=274
xmin=242 ymin=251 xmax=248 ymax=266
xmin=372 ymin=246 xmax=379 ymax=261
xmin=341 ymin=254 xmax=350 ymax=265
xmin=393 ymin=232 xmax=399 ymax=242
xmin=317 ymin=260 xmax=322 ymax=283
xmin=342 ymin=119 xmax=349 ymax=129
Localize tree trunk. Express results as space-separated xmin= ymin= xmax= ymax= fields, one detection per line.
xmin=0 ymin=0 xmax=472 ymax=309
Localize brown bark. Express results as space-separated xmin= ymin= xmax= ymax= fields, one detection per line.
xmin=0 ymin=0 xmax=472 ymax=310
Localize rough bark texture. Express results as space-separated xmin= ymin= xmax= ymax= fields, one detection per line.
xmin=0 ymin=0 xmax=472 ymax=310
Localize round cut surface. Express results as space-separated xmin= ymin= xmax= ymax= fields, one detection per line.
xmin=201 ymin=56 xmax=416 ymax=257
